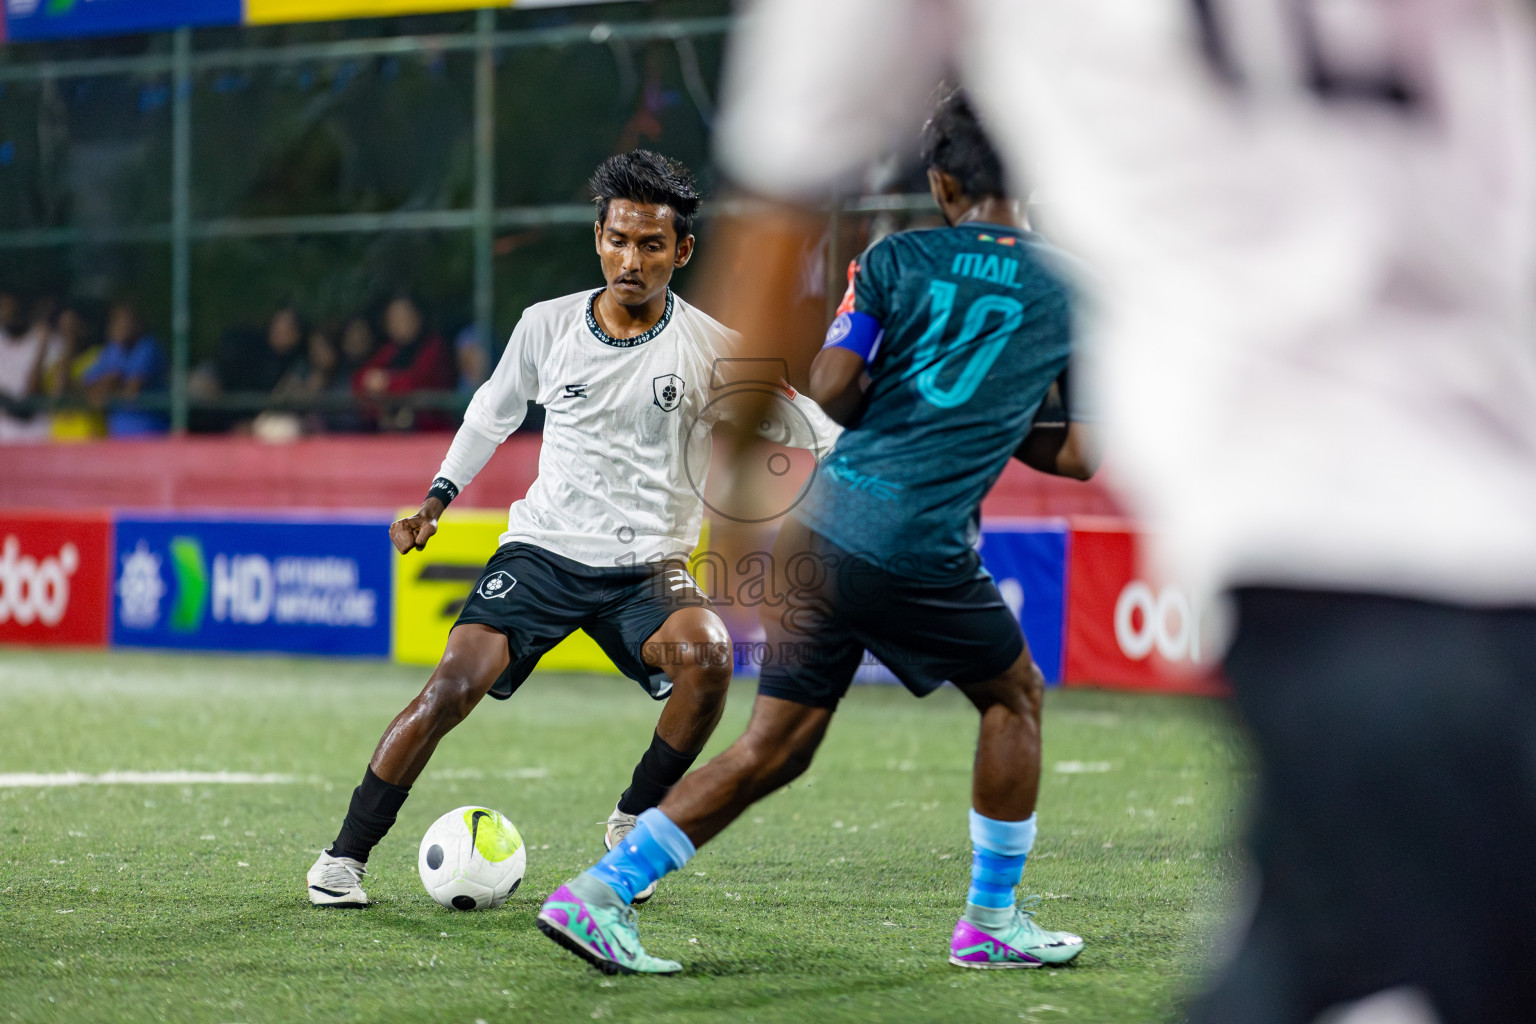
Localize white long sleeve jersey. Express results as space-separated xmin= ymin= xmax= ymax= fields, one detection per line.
xmin=436 ymin=288 xmax=840 ymax=567
xmin=718 ymin=0 xmax=1536 ymax=606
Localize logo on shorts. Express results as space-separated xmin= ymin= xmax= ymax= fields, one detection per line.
xmin=563 ymin=384 xmax=588 ymax=400
xmin=478 ymin=571 xmax=517 ymax=600
xmin=652 ymin=374 xmax=685 ymax=413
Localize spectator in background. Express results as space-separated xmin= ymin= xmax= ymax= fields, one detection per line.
xmin=255 ymin=306 xmax=306 ymax=395
xmin=82 ymin=300 xmax=167 ymax=437
xmin=338 ymin=315 xmax=377 ymax=378
xmin=356 ymin=295 xmax=454 ymax=431
xmin=284 ymin=323 xmax=360 ymax=434
xmin=45 ymin=305 xmax=106 ymax=441
xmin=190 ymin=306 xmax=306 ymax=433
xmin=318 ymin=315 xmax=378 ymax=434
xmin=0 ymin=292 xmax=52 ymax=443
xmin=454 ymin=323 xmax=490 ymax=395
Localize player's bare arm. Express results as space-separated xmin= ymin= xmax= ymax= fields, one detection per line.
xmin=1014 ymin=422 xmax=1098 ymax=481
xmin=807 ymin=346 xmax=868 ymax=426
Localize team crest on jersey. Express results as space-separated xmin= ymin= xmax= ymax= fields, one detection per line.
xmin=652 ymin=374 xmax=685 ymax=412
xmin=477 ymin=571 xmax=517 ymax=600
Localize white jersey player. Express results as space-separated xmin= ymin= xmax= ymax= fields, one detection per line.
xmin=306 ymin=149 xmax=837 ymax=911
xmin=437 ymin=285 xmax=828 ymax=570
xmin=669 ymin=0 xmax=1536 ymax=1017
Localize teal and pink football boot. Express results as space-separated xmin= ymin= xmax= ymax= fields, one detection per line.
xmin=948 ymin=896 xmax=1084 ymax=969
xmin=536 ymin=874 xmax=681 ymax=976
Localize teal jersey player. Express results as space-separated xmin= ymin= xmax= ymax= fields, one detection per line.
xmin=539 ymin=89 xmax=1095 ymax=978
xmin=803 ymin=221 xmax=1075 ymax=582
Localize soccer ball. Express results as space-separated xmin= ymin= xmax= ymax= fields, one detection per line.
xmin=417 ymin=805 xmax=526 ymax=911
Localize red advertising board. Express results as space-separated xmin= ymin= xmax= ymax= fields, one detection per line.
xmin=1063 ymin=518 xmax=1224 ymax=695
xmin=0 ymin=510 xmax=112 ymax=647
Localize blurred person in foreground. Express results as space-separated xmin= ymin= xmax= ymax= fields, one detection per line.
xmin=628 ymin=1 xmax=1536 ymax=1020
xmin=81 ymin=300 xmax=166 ymax=437
xmin=355 ymin=295 xmax=455 ymax=431
xmin=539 ymin=91 xmax=1096 ymax=976
xmin=304 ymin=150 xmax=838 ymax=911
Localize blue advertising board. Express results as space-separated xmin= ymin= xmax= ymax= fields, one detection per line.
xmin=977 ymin=520 xmax=1069 ymax=683
xmin=112 ymin=515 xmax=392 ymax=656
xmin=4 ymin=0 xmax=241 ymax=43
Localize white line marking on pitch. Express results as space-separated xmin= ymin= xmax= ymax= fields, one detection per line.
xmin=0 ymin=771 xmax=304 ymax=788
xmin=1053 ymin=761 xmax=1114 ymax=774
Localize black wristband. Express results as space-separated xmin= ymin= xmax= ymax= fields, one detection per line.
xmin=425 ymin=477 xmax=459 ymax=508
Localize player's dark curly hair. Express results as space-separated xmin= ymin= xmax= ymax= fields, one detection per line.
xmin=920 ymin=89 xmax=1008 ymax=200
xmin=589 ymin=149 xmax=702 ymax=242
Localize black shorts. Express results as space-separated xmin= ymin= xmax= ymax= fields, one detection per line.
xmin=454 ymin=543 xmax=703 ymax=701
xmin=756 ymin=520 xmax=1026 ymax=709
xmin=1191 ymin=588 xmax=1536 ymax=1024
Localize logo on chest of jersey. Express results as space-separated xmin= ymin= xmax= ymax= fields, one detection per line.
xmin=652 ymin=374 xmax=685 ymax=413
xmin=563 ymin=384 xmax=589 ymax=400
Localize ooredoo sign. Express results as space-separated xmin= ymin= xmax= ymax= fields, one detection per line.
xmin=0 ymin=511 xmax=112 ymax=646
xmin=1063 ymin=519 xmax=1222 ymax=694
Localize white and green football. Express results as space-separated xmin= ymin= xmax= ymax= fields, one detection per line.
xmin=417 ymin=805 xmax=526 ymax=911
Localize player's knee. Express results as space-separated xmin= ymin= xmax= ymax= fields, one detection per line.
xmin=972 ymin=656 xmax=1044 ymax=717
xmin=669 ymin=641 xmax=732 ymax=703
xmin=1002 ymin=661 xmax=1046 ymax=718
xmin=692 ymin=657 xmax=733 ymax=700
xmin=1020 ymin=660 xmax=1045 ymax=709
xmin=421 ymin=669 xmax=484 ymax=728
xmin=736 ymin=727 xmax=819 ymax=790
xmin=776 ymin=740 xmax=819 ymax=786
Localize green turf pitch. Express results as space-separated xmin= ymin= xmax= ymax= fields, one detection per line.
xmin=0 ymin=649 xmax=1244 ymax=1024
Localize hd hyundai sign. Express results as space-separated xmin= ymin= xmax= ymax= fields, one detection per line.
xmin=111 ymin=515 xmax=392 ymax=656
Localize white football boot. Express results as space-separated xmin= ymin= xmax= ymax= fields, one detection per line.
xmin=604 ymin=804 xmax=656 ymax=904
xmin=307 ymin=850 xmax=369 ymax=907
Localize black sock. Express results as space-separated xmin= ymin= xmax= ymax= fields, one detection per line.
xmin=616 ymin=732 xmax=698 ymax=815
xmin=328 ymin=767 xmax=411 ymax=864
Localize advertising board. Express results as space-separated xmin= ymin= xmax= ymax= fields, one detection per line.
xmin=112 ymin=515 xmax=392 ymax=656
xmin=3 ymin=0 xmax=240 ymax=42
xmin=1062 ymin=519 xmax=1223 ymax=694
xmin=245 ymin=0 xmax=636 ymax=26
xmin=977 ymin=521 xmax=1068 ymax=683
xmin=0 ymin=510 xmax=111 ymax=647
xmin=392 ymin=508 xmax=615 ymax=672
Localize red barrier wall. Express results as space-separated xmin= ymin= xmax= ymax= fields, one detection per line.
xmin=0 ymin=436 xmax=539 ymax=512
xmin=0 ymin=436 xmax=1124 ymax=517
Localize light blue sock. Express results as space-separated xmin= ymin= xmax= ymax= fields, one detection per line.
xmin=964 ymin=810 xmax=1037 ymax=929
xmin=584 ymin=808 xmax=696 ymax=904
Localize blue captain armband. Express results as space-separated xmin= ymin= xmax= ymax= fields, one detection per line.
xmin=822 ymin=310 xmax=882 ymax=362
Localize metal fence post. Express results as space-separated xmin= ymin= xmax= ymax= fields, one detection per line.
xmin=473 ymin=8 xmax=496 ymax=354
xmin=170 ymin=26 xmax=192 ymax=434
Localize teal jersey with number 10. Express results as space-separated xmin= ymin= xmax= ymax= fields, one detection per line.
xmin=798 ymin=223 xmax=1075 ymax=584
